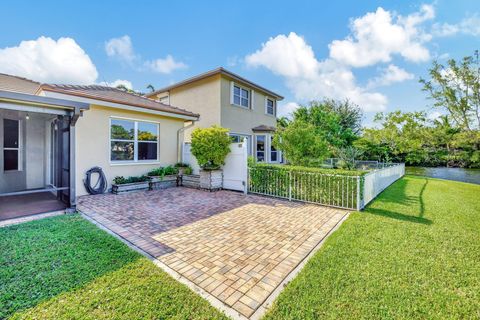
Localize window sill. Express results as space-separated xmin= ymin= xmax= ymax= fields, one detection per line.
xmin=231 ymin=103 xmax=251 ymax=110
xmin=110 ymin=161 xmax=160 ymax=166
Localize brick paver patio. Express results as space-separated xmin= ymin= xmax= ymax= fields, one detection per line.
xmin=78 ymin=188 xmax=347 ymax=318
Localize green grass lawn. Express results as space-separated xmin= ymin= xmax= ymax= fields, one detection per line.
xmin=264 ymin=175 xmax=480 ymax=319
xmin=0 ymin=215 xmax=227 ymax=320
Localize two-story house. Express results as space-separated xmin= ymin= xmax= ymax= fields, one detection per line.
xmin=146 ymin=67 xmax=284 ymax=163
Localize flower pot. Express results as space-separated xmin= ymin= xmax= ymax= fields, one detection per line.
xmin=148 ymin=174 xmax=178 ymax=190
xmin=199 ymin=169 xmax=223 ymax=191
xmin=112 ymin=181 xmax=151 ymax=194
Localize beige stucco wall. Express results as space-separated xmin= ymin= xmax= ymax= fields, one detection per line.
xmin=75 ymin=105 xmax=184 ymax=196
xmin=155 ymin=75 xmax=222 ymax=141
xmin=219 ymin=76 xmax=277 ymax=136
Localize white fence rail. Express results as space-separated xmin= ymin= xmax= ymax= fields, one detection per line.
xmin=361 ymin=163 xmax=405 ymax=208
xmin=248 ymin=163 xmax=405 ymax=210
xmin=248 ymin=167 xmax=361 ymax=210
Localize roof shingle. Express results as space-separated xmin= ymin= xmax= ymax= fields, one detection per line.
xmin=40 ymin=84 xmax=199 ymax=118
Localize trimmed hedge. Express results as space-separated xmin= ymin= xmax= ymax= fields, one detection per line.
xmin=248 ymin=164 xmax=365 ymax=209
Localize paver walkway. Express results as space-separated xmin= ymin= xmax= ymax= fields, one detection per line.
xmin=78 ymin=188 xmax=347 ymax=318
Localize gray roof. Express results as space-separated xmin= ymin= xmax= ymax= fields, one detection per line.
xmin=39 ymin=84 xmax=200 ymax=118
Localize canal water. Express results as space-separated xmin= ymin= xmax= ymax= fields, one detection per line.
xmin=406 ymin=167 xmax=480 ymax=185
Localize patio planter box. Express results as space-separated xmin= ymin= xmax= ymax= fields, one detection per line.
xmin=112 ymin=181 xmax=151 ymax=194
xmin=181 ymin=174 xmax=200 ymax=188
xmin=148 ymin=174 xmax=178 ymax=190
xmin=200 ymin=169 xmax=223 ymax=191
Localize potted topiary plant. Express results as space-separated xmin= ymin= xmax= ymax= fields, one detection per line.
xmin=147 ymin=166 xmax=179 ymax=189
xmin=190 ymin=125 xmax=231 ymax=190
xmin=111 ymin=175 xmax=151 ymax=194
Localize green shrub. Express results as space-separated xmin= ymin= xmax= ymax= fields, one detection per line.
xmin=248 ymin=165 xmax=365 ymax=209
xmin=147 ymin=166 xmax=179 ymax=177
xmin=174 ymin=162 xmax=189 ymax=168
xmin=113 ymin=175 xmax=150 ymax=185
xmin=163 ymin=165 xmax=178 ymax=175
xmin=273 ymin=121 xmax=330 ymax=167
xmin=190 ymin=126 xmax=231 ymax=170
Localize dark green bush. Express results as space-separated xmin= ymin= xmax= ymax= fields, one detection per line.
xmin=113 ymin=175 xmax=150 ymax=185
xmin=248 ymin=164 xmax=364 ymax=209
xmin=147 ymin=166 xmax=178 ymax=177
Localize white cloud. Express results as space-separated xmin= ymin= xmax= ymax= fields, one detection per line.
xmin=427 ymin=110 xmax=443 ymax=121
xmin=145 ymin=55 xmax=187 ymax=74
xmin=99 ymin=79 xmax=133 ymax=90
xmin=367 ymin=64 xmax=414 ymax=88
xmin=278 ymin=102 xmax=300 ymax=117
xmin=246 ymin=32 xmax=387 ymax=112
xmin=432 ymin=14 xmax=480 ymax=37
xmin=105 ymin=35 xmax=136 ymax=62
xmin=105 ymin=35 xmax=187 ymax=74
xmin=0 ymin=36 xmax=98 ymax=84
xmin=329 ymin=5 xmax=434 ymax=67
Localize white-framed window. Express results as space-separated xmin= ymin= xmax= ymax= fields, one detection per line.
xmin=270 ymin=136 xmax=279 ymax=162
xmin=233 ymin=84 xmax=250 ymax=108
xmin=110 ymin=118 xmax=159 ymax=162
xmin=265 ymin=98 xmax=275 ymax=116
xmin=255 ymin=135 xmax=266 ymax=162
xmin=3 ymin=118 xmax=21 ymax=171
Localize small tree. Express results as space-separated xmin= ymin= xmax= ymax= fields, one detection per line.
xmin=190 ymin=126 xmax=231 ymax=170
xmin=273 ymin=121 xmax=329 ymax=166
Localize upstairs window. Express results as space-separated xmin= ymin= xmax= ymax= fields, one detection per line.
xmin=266 ymin=98 xmax=275 ymax=115
xmin=3 ymin=119 xmax=20 ymax=171
xmin=233 ymin=85 xmax=250 ymax=108
xmin=110 ymin=118 xmax=159 ymax=162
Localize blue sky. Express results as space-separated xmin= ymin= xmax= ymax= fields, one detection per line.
xmin=0 ymin=0 xmax=479 ymax=125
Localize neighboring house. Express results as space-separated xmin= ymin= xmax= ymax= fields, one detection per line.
xmin=0 ymin=73 xmax=198 ymax=218
xmin=146 ymin=67 xmax=284 ymax=163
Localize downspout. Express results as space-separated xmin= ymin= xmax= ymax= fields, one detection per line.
xmin=177 ymin=120 xmax=196 ymax=163
xmin=67 ymin=106 xmax=85 ymax=212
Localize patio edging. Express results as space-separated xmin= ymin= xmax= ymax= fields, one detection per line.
xmin=80 ymin=211 xmax=248 ymax=320
xmin=80 ymin=208 xmax=351 ymax=319
xmin=250 ymin=210 xmax=351 ymax=319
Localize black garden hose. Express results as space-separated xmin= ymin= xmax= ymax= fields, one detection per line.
xmin=84 ymin=167 xmax=108 ymax=195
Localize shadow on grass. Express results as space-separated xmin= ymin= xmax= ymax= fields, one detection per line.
xmin=365 ymin=207 xmax=433 ymax=225
xmin=364 ymin=176 xmax=432 ymax=225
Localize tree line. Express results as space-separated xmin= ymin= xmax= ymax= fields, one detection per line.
xmin=274 ymin=53 xmax=480 ymax=168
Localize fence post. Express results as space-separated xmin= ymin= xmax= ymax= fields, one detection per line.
xmin=356 ymin=176 xmax=361 ymax=211
xmin=244 ymin=167 xmax=249 ymax=195
xmin=288 ymin=171 xmax=292 ymax=201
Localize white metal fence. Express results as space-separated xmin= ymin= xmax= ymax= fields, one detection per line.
xmin=248 ymin=163 xmax=405 ymax=210
xmin=248 ymin=167 xmax=361 ymax=210
xmin=361 ymin=163 xmax=405 ymax=208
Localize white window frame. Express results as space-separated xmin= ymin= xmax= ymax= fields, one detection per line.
xmin=231 ymin=83 xmax=251 ymax=109
xmin=255 ymin=134 xmax=267 ymax=162
xmin=3 ymin=118 xmax=22 ymax=171
xmin=265 ymin=97 xmax=275 ymax=116
xmin=269 ymin=135 xmax=280 ymax=163
xmin=109 ymin=117 xmax=160 ymax=165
